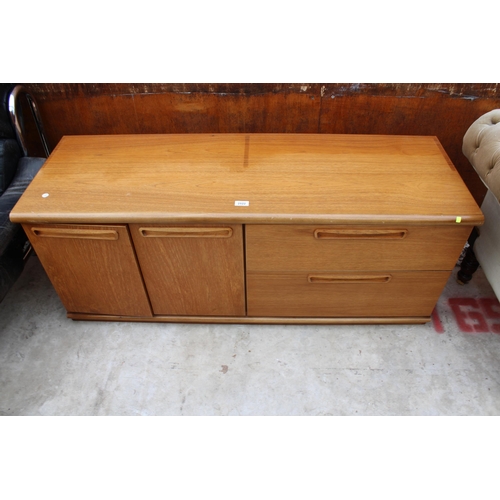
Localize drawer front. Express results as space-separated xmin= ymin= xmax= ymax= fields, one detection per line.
xmin=246 ymin=270 xmax=450 ymax=317
xmin=246 ymin=225 xmax=472 ymax=272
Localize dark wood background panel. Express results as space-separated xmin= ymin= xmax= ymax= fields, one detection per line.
xmin=134 ymin=92 xmax=221 ymax=133
xmin=126 ymin=91 xmax=322 ymax=134
xmin=26 ymin=83 xmax=323 ymax=98
xmin=217 ymin=93 xmax=321 ymax=133
xmin=25 ymin=83 xmax=500 ymax=99
xmin=321 ymin=83 xmax=499 ymax=99
xmin=22 ymin=83 xmax=500 ymax=203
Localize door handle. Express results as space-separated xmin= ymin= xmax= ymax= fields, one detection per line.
xmin=31 ymin=227 xmax=119 ymax=240
xmin=308 ymin=274 xmax=392 ymax=284
xmin=313 ymin=229 xmax=407 ymax=240
xmin=139 ymin=227 xmax=233 ymax=238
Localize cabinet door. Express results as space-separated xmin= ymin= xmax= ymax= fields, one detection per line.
xmin=24 ymin=224 xmax=152 ymax=317
xmin=130 ymin=224 xmax=245 ymax=316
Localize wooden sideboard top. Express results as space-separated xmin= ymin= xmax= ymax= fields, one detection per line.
xmin=10 ymin=134 xmax=484 ymax=225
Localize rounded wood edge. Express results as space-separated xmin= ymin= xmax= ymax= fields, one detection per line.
xmin=11 ymin=212 xmax=484 ymax=226
xmin=67 ymin=312 xmax=431 ymax=325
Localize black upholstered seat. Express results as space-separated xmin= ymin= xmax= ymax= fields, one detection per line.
xmin=0 ymin=84 xmax=47 ymax=302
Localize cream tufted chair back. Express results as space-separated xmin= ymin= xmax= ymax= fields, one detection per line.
xmin=462 ymin=109 xmax=500 ymax=201
xmin=459 ymin=109 xmax=500 ymax=299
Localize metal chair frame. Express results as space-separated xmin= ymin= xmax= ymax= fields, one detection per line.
xmin=6 ymin=85 xmax=49 ymax=262
xmin=8 ymin=85 xmax=50 ymax=157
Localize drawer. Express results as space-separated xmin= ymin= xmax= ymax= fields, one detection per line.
xmin=245 ymin=225 xmax=472 ymax=272
xmin=246 ymin=270 xmax=451 ymax=317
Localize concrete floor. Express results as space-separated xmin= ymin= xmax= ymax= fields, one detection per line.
xmin=1 ymin=255 xmax=500 ymax=416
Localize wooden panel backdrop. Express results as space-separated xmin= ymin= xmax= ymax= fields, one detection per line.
xmin=23 ymin=83 xmax=500 ymax=204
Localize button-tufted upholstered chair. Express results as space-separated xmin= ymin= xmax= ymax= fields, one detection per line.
xmin=458 ymin=110 xmax=500 ymax=299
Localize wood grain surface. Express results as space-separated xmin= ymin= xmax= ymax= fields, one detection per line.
xmin=24 ymin=83 xmax=500 ymax=205
xmin=24 ymin=223 xmax=152 ymax=316
xmin=130 ymin=223 xmax=245 ymax=316
xmin=245 ymin=224 xmax=473 ymax=272
xmin=67 ymin=312 xmax=431 ymax=325
xmin=10 ymin=134 xmax=483 ymax=226
xmin=13 ymin=132 xmax=483 ymax=324
xmin=246 ymin=270 xmax=451 ymax=318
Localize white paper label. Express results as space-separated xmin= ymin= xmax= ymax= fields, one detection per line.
xmin=235 ymin=200 xmax=249 ymax=206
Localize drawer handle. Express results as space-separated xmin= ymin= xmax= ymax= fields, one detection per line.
xmin=314 ymin=229 xmax=407 ymax=240
xmin=308 ymin=274 xmax=392 ymax=284
xmin=139 ymin=227 xmax=233 ymax=238
xmin=31 ymin=227 xmax=119 ymax=240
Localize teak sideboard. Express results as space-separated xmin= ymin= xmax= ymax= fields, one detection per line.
xmin=10 ymin=134 xmax=484 ymax=324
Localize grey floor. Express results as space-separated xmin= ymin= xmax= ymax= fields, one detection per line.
xmin=1 ymin=255 xmax=500 ymax=416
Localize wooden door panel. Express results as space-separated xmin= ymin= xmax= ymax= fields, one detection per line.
xmin=130 ymin=224 xmax=245 ymax=316
xmin=24 ymin=224 xmax=153 ymax=316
